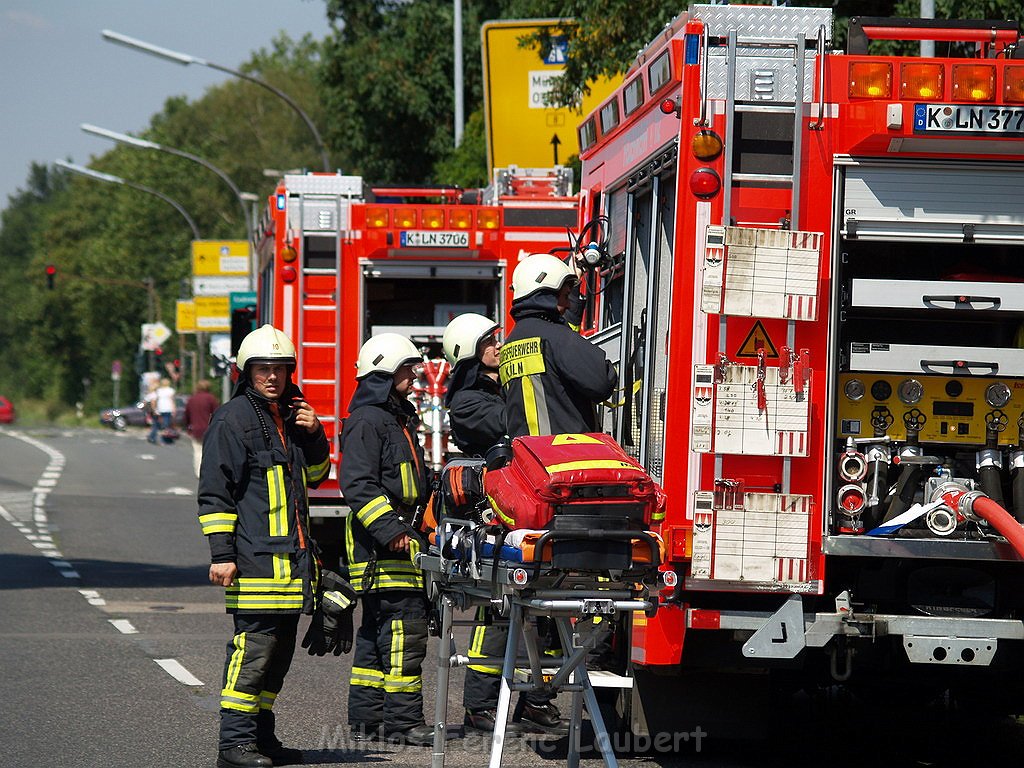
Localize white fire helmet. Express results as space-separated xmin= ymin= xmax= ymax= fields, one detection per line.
xmin=442 ymin=313 xmax=500 ymax=366
xmin=511 ymin=253 xmax=576 ymax=301
xmin=356 ymin=333 xmax=421 ymax=379
xmin=236 ymin=324 xmax=296 ymax=370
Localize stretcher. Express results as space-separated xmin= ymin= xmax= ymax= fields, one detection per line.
xmin=419 ymin=513 xmax=673 ymax=768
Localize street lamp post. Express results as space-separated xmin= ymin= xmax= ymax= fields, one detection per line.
xmin=81 ymin=123 xmax=254 ymax=249
xmin=55 ymin=159 xmax=201 ymax=241
xmin=102 ymin=30 xmax=331 ymax=172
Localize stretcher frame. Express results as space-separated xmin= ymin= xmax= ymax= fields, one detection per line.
xmin=419 ymin=516 xmax=667 ymax=768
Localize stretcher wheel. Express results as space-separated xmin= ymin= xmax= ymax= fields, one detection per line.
xmin=644 ymin=600 xmax=659 ymax=619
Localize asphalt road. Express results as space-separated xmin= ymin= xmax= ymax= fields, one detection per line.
xmin=3 ymin=426 xmax=1024 ymax=768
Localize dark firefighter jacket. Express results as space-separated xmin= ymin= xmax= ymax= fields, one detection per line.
xmin=197 ymin=380 xmax=331 ymax=614
xmin=500 ymin=290 xmax=618 ymax=438
xmin=339 ymin=374 xmax=429 ymax=593
xmin=445 ymin=360 xmax=505 ymax=458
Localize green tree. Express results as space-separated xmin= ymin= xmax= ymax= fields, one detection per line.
xmin=320 ymin=0 xmax=504 ymax=183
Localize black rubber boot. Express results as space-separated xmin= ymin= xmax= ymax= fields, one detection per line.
xmin=464 ymin=708 xmax=525 ymax=734
xmin=217 ymin=743 xmax=272 ymax=768
xmin=514 ymin=702 xmax=569 ymax=734
xmin=385 ymin=723 xmax=436 ymax=746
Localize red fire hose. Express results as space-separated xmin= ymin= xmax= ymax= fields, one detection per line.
xmin=938 ymin=487 xmax=1024 ymax=559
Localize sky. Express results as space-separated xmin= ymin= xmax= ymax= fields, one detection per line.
xmin=0 ymin=0 xmax=333 ymax=211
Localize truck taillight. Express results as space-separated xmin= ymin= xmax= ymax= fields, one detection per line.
xmin=280 ymin=244 xmax=297 ymax=263
xmin=689 ymin=168 xmax=721 ymax=199
xmin=952 ymin=64 xmax=995 ymax=101
xmin=281 ymin=266 xmax=297 ymax=283
xmin=691 ymin=129 xmax=722 ymax=161
xmin=849 ymin=61 xmax=892 ymax=99
xmin=477 ymin=209 xmax=500 ymax=229
xmin=395 ymin=210 xmax=416 ymax=228
xmin=422 ymin=208 xmax=444 ymax=228
xmin=900 ymin=63 xmax=943 ymax=100
xmin=366 ymin=207 xmax=389 ymax=227
xmin=449 ymin=209 xmax=472 ymax=229
xmin=1006 ymin=67 xmax=1024 ymax=102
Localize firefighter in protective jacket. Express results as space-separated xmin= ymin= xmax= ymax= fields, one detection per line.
xmin=198 ymin=324 xmax=353 ymax=768
xmin=443 ymin=312 xmax=505 ymax=457
xmin=442 ymin=313 xmax=567 ymax=733
xmin=500 ymin=253 xmax=618 ymax=438
xmin=339 ymin=333 xmax=434 ymax=746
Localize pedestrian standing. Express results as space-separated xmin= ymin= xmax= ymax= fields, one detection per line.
xmin=183 ymin=379 xmax=219 ymax=478
xmin=151 ymin=377 xmax=177 ymax=444
xmin=197 ymin=324 xmax=352 ymax=768
xmin=339 ymin=333 xmax=435 ymax=746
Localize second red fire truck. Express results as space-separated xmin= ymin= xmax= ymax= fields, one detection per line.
xmin=574 ymin=3 xmax=1024 ymax=737
xmin=254 ymin=166 xmax=578 ymax=565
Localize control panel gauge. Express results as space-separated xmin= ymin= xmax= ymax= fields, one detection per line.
xmin=870 ymin=379 xmax=892 ymax=401
xmin=844 ymin=378 xmax=866 ymax=401
xmin=985 ymin=382 xmax=1011 ymax=408
xmin=897 ymin=378 xmax=924 ymax=405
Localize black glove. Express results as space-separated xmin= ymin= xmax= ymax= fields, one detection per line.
xmin=302 ymin=570 xmax=357 ymax=656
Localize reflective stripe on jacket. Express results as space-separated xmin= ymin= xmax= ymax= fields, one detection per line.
xmin=197 ymin=388 xmax=330 ymax=613
xmin=339 ymin=396 xmax=428 ymax=593
xmin=500 ymin=315 xmax=617 ymax=439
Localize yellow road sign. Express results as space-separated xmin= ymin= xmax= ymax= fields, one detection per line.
xmin=192 ymin=240 xmax=250 ymax=277
xmin=481 ymin=20 xmax=617 ymax=173
xmin=194 ymin=296 xmax=230 ymax=332
xmin=176 ymin=300 xmax=197 ymax=334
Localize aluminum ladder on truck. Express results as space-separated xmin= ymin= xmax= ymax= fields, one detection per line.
xmin=695 ymin=4 xmax=832 ymax=493
xmin=695 ymin=3 xmax=832 ymax=230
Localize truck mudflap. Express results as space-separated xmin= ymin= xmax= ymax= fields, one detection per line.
xmin=687 ymin=593 xmax=1024 ymax=666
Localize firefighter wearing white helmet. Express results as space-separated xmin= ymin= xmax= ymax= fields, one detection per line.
xmin=198 ymin=324 xmax=349 ymax=768
xmin=339 ymin=333 xmax=433 ymax=745
xmin=500 ymin=253 xmax=617 ymax=438
xmin=442 ymin=313 xmax=503 ymax=457
xmin=236 ymin=323 xmax=297 ymax=369
xmin=355 ymin=332 xmax=421 ymax=378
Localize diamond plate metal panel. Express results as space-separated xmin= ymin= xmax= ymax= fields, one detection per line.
xmin=691 ymin=4 xmax=832 ymax=43
xmin=707 ymin=52 xmax=818 ymax=102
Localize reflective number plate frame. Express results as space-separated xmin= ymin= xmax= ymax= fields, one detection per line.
xmin=399 ymin=230 xmax=470 ymax=248
xmin=913 ymin=103 xmax=1024 ymax=136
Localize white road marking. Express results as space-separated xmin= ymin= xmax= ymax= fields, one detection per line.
xmin=139 ymin=454 xmax=156 ymax=461
xmin=154 ymin=658 xmax=204 ymax=687
xmin=58 ymin=569 xmax=81 ymax=579
xmin=109 ymin=619 xmax=138 ymax=634
xmin=78 ymin=589 xmax=106 ymax=606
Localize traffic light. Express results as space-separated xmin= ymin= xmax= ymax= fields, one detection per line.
xmin=231 ymin=305 xmax=257 ymax=356
xmin=45 ymin=264 xmax=56 ymax=290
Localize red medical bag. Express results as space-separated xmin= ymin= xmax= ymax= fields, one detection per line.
xmin=484 ymin=433 xmax=660 ymax=531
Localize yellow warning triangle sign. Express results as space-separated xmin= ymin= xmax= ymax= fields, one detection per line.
xmin=735 ymin=320 xmax=779 ymax=359
xmin=551 ymin=433 xmax=603 ymax=445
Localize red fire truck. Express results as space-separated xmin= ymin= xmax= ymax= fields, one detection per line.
xmin=575 ymin=4 xmax=1024 ymax=735
xmin=255 ymin=167 xmax=578 ymax=565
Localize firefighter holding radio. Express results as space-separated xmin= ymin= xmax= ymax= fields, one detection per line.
xmin=197 ymin=324 xmax=350 ymax=768
xmin=500 ymin=252 xmax=618 ymax=439
xmin=338 ymin=333 xmax=434 ymax=746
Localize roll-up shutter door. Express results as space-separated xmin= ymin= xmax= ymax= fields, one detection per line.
xmin=840 ymin=160 xmax=1024 ymax=244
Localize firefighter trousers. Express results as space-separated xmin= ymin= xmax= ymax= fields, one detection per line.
xmin=463 ymin=607 xmax=554 ymax=713
xmin=348 ymin=590 xmax=428 ymax=731
xmin=218 ymin=613 xmax=299 ymax=751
